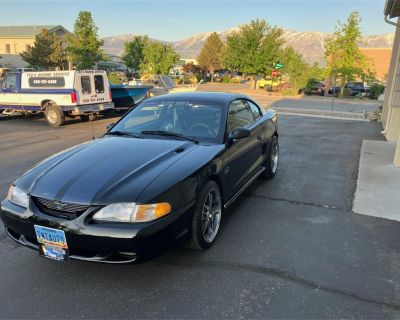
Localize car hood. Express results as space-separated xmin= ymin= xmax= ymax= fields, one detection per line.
xmin=27 ymin=136 xmax=198 ymax=205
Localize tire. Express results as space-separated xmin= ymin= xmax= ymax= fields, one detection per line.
xmin=185 ymin=180 xmax=222 ymax=250
xmin=44 ymin=103 xmax=65 ymax=127
xmin=261 ymin=135 xmax=279 ymax=179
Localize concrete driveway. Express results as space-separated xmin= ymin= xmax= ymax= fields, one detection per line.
xmin=0 ymin=115 xmax=399 ymax=319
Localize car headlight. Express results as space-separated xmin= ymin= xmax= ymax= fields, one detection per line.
xmin=92 ymin=202 xmax=171 ymax=223
xmin=7 ymin=185 xmax=29 ymax=208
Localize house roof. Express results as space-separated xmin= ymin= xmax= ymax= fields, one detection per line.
xmin=0 ymin=25 xmax=69 ymax=38
xmin=0 ymin=54 xmax=29 ymax=68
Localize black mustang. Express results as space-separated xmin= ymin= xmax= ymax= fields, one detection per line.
xmin=1 ymin=92 xmax=279 ymax=263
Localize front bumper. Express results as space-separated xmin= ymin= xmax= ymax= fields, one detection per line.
xmin=0 ymin=199 xmax=192 ymax=263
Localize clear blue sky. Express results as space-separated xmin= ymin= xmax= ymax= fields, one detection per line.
xmin=0 ymin=0 xmax=394 ymax=41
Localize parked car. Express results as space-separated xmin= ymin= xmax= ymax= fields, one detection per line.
xmin=1 ymin=92 xmax=279 ymax=263
xmin=301 ymin=80 xmax=325 ymax=96
xmin=328 ymin=82 xmax=370 ymax=97
xmin=0 ymin=70 xmax=114 ymax=126
xmin=345 ymin=82 xmax=367 ymax=96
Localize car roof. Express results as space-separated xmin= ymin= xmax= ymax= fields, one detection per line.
xmin=147 ymin=91 xmax=250 ymax=104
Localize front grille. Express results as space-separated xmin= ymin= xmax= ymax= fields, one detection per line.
xmin=32 ymin=197 xmax=90 ymax=220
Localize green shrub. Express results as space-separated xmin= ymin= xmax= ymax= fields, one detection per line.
xmin=107 ymin=71 xmax=127 ymax=85
xmin=369 ymin=83 xmax=385 ymax=99
xmin=280 ymin=88 xmax=298 ymax=96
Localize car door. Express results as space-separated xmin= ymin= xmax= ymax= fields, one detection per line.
xmin=223 ymin=99 xmax=263 ymax=198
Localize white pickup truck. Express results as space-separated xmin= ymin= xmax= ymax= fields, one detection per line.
xmin=0 ymin=70 xmax=114 ymax=126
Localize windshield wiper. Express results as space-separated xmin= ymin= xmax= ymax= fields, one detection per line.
xmin=104 ymin=131 xmax=143 ymax=138
xmin=141 ymin=130 xmax=198 ymax=143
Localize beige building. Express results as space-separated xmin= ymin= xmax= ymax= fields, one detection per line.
xmin=382 ymin=1 xmax=400 ymax=166
xmin=0 ymin=25 xmax=69 ymax=55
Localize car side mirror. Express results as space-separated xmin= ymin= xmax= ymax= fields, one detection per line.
xmin=228 ymin=127 xmax=251 ymax=140
xmin=106 ymin=123 xmax=114 ymax=131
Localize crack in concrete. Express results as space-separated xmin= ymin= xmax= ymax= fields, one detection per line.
xmin=243 ymin=193 xmax=352 ymax=212
xmin=157 ymin=259 xmax=400 ymax=311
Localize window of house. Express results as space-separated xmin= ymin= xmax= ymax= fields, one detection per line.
xmin=5 ymin=44 xmax=11 ymax=54
xmin=81 ymin=76 xmax=91 ymax=94
xmin=94 ymin=75 xmax=105 ymax=94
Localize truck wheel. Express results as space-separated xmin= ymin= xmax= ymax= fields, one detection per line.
xmin=44 ymin=103 xmax=65 ymax=127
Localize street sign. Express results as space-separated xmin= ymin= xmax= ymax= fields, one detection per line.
xmin=275 ymin=63 xmax=284 ymax=69
xmin=271 ymin=69 xmax=277 ymax=77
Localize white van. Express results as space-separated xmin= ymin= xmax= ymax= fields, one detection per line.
xmin=0 ymin=70 xmax=114 ymax=126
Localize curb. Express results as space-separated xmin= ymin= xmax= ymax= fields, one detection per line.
xmin=273 ymin=107 xmax=366 ymax=120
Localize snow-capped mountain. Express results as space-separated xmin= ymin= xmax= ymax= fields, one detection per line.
xmin=102 ymin=28 xmax=395 ymax=65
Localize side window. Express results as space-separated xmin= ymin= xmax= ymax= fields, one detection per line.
xmin=246 ymin=100 xmax=262 ymax=120
xmin=227 ymin=100 xmax=255 ymax=133
xmin=81 ymin=76 xmax=91 ymax=94
xmin=94 ymin=75 xmax=105 ymax=93
xmin=4 ymin=74 xmax=17 ymax=89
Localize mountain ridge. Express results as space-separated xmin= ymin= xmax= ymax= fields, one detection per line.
xmin=102 ymin=28 xmax=395 ymax=65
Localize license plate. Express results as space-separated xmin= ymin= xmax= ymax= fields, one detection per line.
xmin=34 ymin=225 xmax=69 ymax=261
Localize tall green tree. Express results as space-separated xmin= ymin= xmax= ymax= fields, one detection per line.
xmin=21 ymin=29 xmax=66 ymax=70
xmin=140 ymin=42 xmax=179 ymax=75
xmin=223 ymin=19 xmax=284 ymax=88
xmin=122 ymin=36 xmax=149 ymax=71
xmin=280 ymin=47 xmax=308 ymax=90
xmin=325 ymin=11 xmax=368 ymax=96
xmin=68 ymin=10 xmax=105 ymax=70
xmin=197 ymin=32 xmax=224 ymax=82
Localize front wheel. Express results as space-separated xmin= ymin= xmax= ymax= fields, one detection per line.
xmin=185 ymin=180 xmax=222 ymax=250
xmin=44 ymin=103 xmax=65 ymax=127
xmin=261 ymin=135 xmax=279 ymax=179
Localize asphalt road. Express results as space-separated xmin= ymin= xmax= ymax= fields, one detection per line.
xmin=0 ymin=115 xmax=400 ymax=319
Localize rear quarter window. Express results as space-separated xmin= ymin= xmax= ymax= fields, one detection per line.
xmin=81 ymin=76 xmax=91 ymax=94
xmin=94 ymin=75 xmax=105 ymax=94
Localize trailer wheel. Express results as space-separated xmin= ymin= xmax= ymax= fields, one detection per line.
xmin=44 ymin=103 xmax=65 ymax=127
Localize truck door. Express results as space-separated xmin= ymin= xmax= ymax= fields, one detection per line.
xmin=0 ymin=73 xmax=20 ymax=107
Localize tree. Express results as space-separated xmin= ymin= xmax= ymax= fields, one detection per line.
xmin=223 ymin=19 xmax=284 ymax=88
xmin=140 ymin=42 xmax=179 ymax=75
xmin=68 ymin=10 xmax=105 ymax=70
xmin=325 ymin=11 xmax=369 ymax=96
xmin=20 ymin=29 xmax=66 ymax=70
xmin=122 ymin=36 xmax=149 ymax=71
xmin=197 ymin=32 xmax=224 ymax=81
xmin=182 ymin=62 xmax=201 ymax=75
xmin=280 ymin=47 xmax=309 ymax=91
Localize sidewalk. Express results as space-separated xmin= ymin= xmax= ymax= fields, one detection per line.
xmin=353 ymin=140 xmax=400 ymax=221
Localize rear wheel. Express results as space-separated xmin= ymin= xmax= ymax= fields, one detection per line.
xmin=185 ymin=180 xmax=222 ymax=250
xmin=44 ymin=103 xmax=65 ymax=127
xmin=261 ymin=135 xmax=279 ymax=179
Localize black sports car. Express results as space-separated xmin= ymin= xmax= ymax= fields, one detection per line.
xmin=1 ymin=92 xmax=279 ymax=263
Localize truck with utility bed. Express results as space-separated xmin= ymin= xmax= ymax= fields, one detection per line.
xmin=0 ymin=70 xmax=114 ymax=126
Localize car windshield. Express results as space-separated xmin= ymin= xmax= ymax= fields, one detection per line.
xmin=110 ymin=100 xmax=225 ymax=142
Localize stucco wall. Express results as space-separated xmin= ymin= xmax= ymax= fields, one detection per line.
xmin=0 ymin=37 xmax=35 ymax=54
